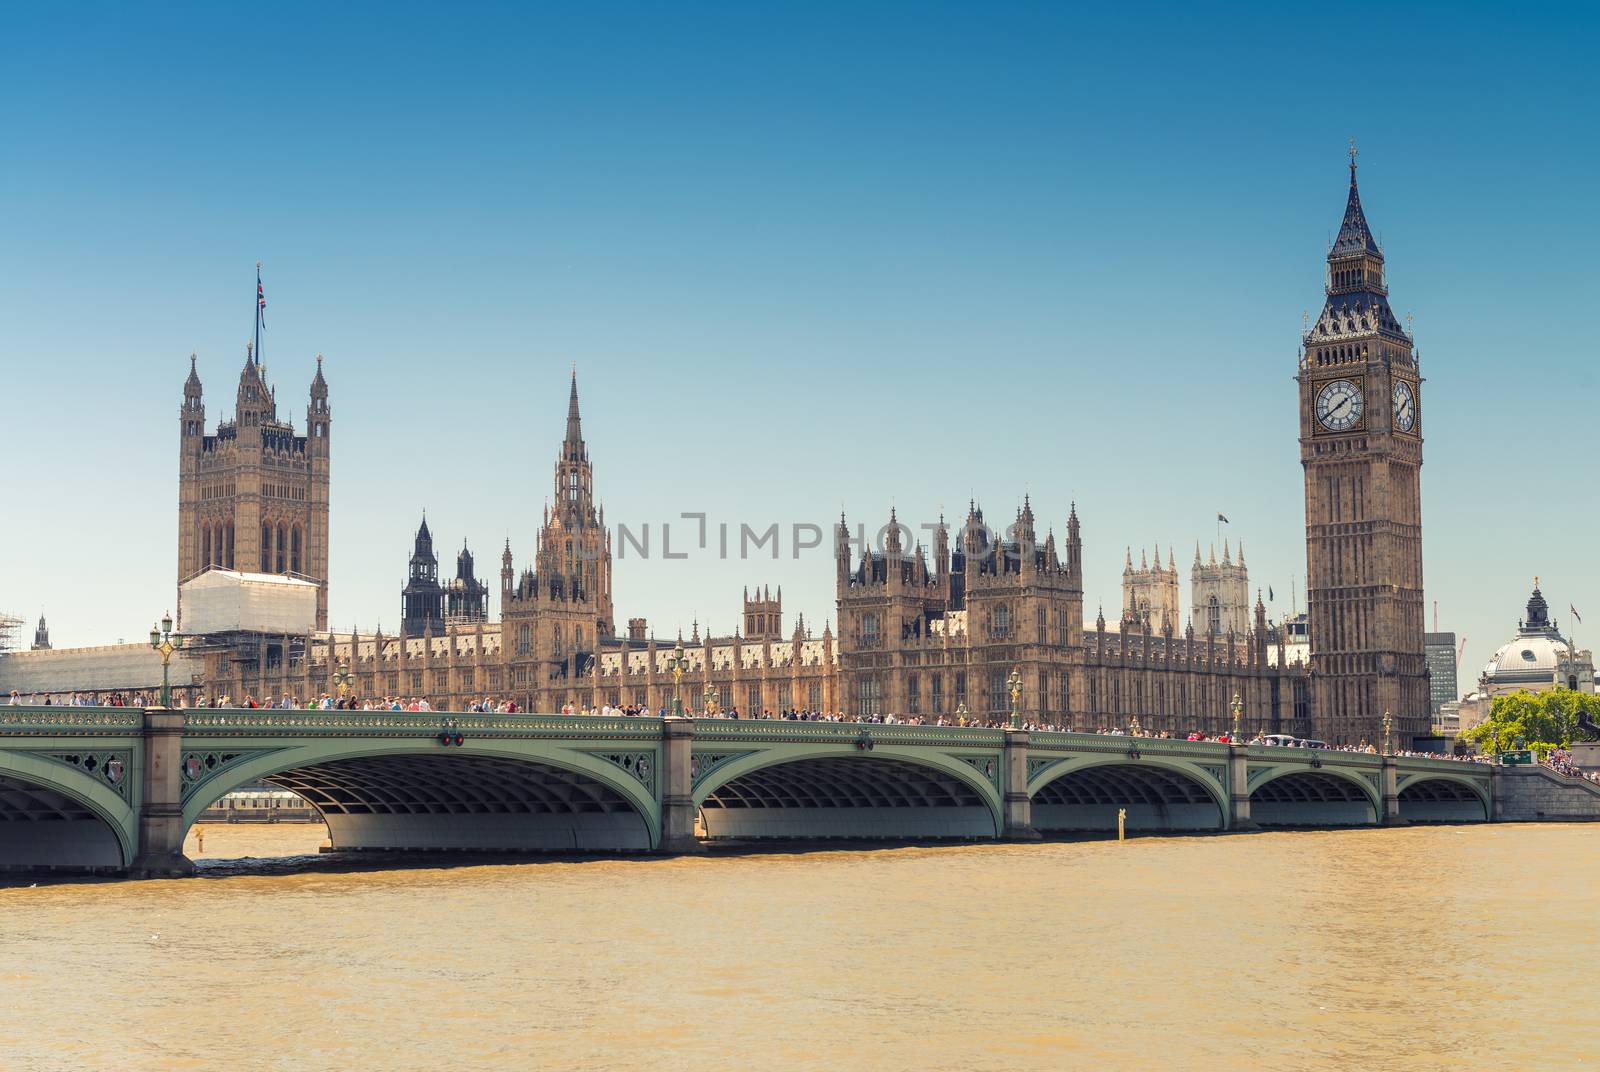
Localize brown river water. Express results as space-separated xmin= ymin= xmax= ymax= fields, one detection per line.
xmin=1 ymin=823 xmax=1593 ymax=1071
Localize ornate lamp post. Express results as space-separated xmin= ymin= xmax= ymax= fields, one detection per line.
xmin=667 ymin=643 xmax=690 ymax=717
xmin=1129 ymin=714 xmax=1142 ymax=738
xmin=332 ymin=661 xmax=353 ymax=700
xmin=1007 ymin=667 xmax=1023 ymax=730
xmin=703 ymin=683 xmax=719 ymax=717
xmin=1229 ymin=692 xmax=1243 ymax=744
xmin=955 ymin=701 xmax=970 ymax=727
xmin=149 ymin=612 xmax=183 ymax=709
xmin=1382 ymin=711 xmax=1393 ymax=756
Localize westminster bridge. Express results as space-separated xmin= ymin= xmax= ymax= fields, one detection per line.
xmin=0 ymin=706 xmax=1514 ymax=875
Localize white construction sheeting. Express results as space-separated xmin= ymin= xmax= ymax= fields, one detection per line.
xmin=180 ymin=569 xmax=317 ymax=635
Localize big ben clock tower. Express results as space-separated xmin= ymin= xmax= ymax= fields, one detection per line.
xmin=1298 ymin=149 xmax=1428 ymax=747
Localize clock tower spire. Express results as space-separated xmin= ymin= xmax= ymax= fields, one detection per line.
xmin=1298 ymin=152 xmax=1428 ymax=748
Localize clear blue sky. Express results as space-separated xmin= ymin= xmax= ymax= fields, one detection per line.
xmin=2 ymin=3 xmax=1596 ymax=692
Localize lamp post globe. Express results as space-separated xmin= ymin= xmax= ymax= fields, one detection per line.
xmin=149 ymin=612 xmax=184 ymax=709
xmin=1007 ymin=667 xmax=1023 ymax=730
xmin=1229 ymin=693 xmax=1243 ymax=744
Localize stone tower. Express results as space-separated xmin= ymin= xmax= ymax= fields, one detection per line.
xmin=1122 ymin=545 xmax=1179 ymax=633
xmin=1298 ymin=151 xmax=1427 ymax=746
xmin=743 ymin=585 xmax=783 ymax=641
xmin=1191 ymin=541 xmax=1249 ymax=637
xmin=176 ymin=273 xmax=331 ymax=630
xmin=501 ymin=371 xmax=616 ymax=709
xmin=445 ymin=540 xmax=489 ymax=624
xmin=31 ymin=615 xmax=50 ymax=651
xmin=401 ymin=516 xmax=446 ymax=637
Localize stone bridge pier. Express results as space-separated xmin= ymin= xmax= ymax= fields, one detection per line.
xmin=131 ymin=708 xmax=194 ymax=877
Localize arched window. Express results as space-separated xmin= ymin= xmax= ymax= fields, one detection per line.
xmin=290 ymin=526 xmax=302 ymax=574
xmin=1208 ymin=595 xmax=1221 ymax=635
xmin=275 ymin=524 xmax=287 ymax=574
xmin=518 ymin=624 xmax=531 ymax=655
xmin=261 ymin=525 xmax=272 ymax=572
xmin=225 ymin=523 xmax=234 ymax=569
xmin=202 ymin=525 xmax=212 ymax=568
xmin=862 ymin=613 xmax=879 ymax=644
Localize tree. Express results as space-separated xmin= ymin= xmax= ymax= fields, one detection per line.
xmin=1463 ymin=688 xmax=1600 ymax=755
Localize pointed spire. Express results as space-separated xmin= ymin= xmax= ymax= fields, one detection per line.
xmin=1333 ymin=141 xmax=1381 ymax=258
xmin=565 ymin=366 xmax=583 ymax=446
xmin=1194 ymin=541 xmax=1203 ymax=566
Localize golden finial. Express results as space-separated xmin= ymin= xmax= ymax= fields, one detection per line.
xmin=1348 ymin=137 xmax=1358 ymax=169
xmin=1535 ymin=575 xmax=1541 ymax=590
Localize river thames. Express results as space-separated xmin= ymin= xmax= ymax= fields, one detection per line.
xmin=2 ymin=824 xmax=1593 ymax=1071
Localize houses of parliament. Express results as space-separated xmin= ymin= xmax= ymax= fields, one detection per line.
xmin=172 ymin=158 xmax=1429 ymax=747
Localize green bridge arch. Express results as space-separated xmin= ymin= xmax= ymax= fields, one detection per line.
xmin=178 ymin=738 xmax=663 ymax=852
xmin=1396 ymin=771 xmax=1491 ymax=822
xmin=1027 ymin=754 xmax=1230 ymax=832
xmin=0 ymin=746 xmax=138 ymax=868
xmin=691 ymin=743 xmax=1006 ymax=840
xmin=1247 ymin=762 xmax=1380 ymax=825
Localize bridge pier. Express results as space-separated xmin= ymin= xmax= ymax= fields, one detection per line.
xmin=1227 ymin=744 xmax=1256 ymax=831
xmin=1002 ymin=729 xmax=1040 ymax=840
xmin=1381 ymin=756 xmax=1407 ymax=826
xmin=129 ymin=708 xmax=196 ymax=877
xmin=658 ymin=716 xmax=705 ymax=853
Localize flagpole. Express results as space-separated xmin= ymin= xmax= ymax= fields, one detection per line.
xmin=254 ymin=260 xmax=262 ymax=365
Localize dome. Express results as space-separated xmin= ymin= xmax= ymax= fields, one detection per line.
xmin=1479 ymin=580 xmax=1575 ymax=690
xmin=1483 ymin=634 xmax=1567 ymax=680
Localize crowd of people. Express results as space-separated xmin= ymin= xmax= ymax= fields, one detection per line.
xmin=4 ymin=691 xmax=149 ymax=707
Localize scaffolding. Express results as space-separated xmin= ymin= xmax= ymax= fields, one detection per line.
xmin=0 ymin=612 xmax=24 ymax=654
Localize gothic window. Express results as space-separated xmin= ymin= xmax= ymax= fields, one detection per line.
xmin=290 ymin=526 xmax=301 ymax=574
xmin=907 ymin=674 xmax=920 ymax=714
xmin=518 ymin=625 xmax=531 ymax=655
xmin=1037 ymin=607 xmax=1046 ymax=641
xmin=954 ymin=672 xmax=966 ymax=707
xmin=225 ymin=523 xmax=234 ymax=569
xmin=808 ymin=683 xmax=822 ymax=709
xmin=1038 ymin=671 xmax=1048 ymax=715
xmin=862 ymin=613 xmax=879 ymax=645
xmin=261 ymin=525 xmax=272 ymax=572
xmin=989 ymin=670 xmax=1005 ymax=713
xmin=553 ymin=625 xmax=563 ymax=657
xmin=575 ymin=626 xmax=584 ymax=651
xmin=857 ymin=677 xmax=881 ymax=718
xmin=994 ymin=604 xmax=1011 ymax=639
xmin=930 ymin=675 xmax=943 ymax=713
xmin=275 ymin=524 xmax=287 ymax=574
xmin=1208 ymin=595 xmax=1221 ymax=635
xmin=778 ymin=684 xmax=792 ymax=710
xmin=201 ymin=526 xmax=212 ymax=567
xmin=719 ymin=685 xmax=732 ymax=711
xmin=747 ymin=685 xmax=760 ymax=714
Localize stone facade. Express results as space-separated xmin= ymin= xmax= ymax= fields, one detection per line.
xmin=1191 ymin=542 xmax=1250 ymax=637
xmin=836 ymin=501 xmax=1308 ymax=736
xmin=1298 ymin=152 xmax=1429 ymax=747
xmin=177 ymin=340 xmax=331 ymax=631
xmin=152 ymin=162 xmax=1414 ymax=745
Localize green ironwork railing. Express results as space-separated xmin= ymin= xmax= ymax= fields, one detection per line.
xmin=0 ymin=706 xmax=144 ymax=735
xmin=690 ymin=718 xmax=1005 ymax=746
xmin=182 ymin=710 xmax=666 ymax=737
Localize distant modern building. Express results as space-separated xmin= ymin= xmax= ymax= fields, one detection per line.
xmin=1425 ymin=631 xmax=1457 ymax=715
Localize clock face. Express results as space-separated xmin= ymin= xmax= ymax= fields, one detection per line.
xmin=1315 ymin=379 xmax=1364 ymax=432
xmin=1392 ymin=380 xmax=1416 ymax=433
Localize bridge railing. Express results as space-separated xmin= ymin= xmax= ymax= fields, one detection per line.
xmin=182 ymin=710 xmax=666 ymax=738
xmin=0 ymin=706 xmax=144 ymax=735
xmin=690 ymin=718 xmax=1005 ymax=746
